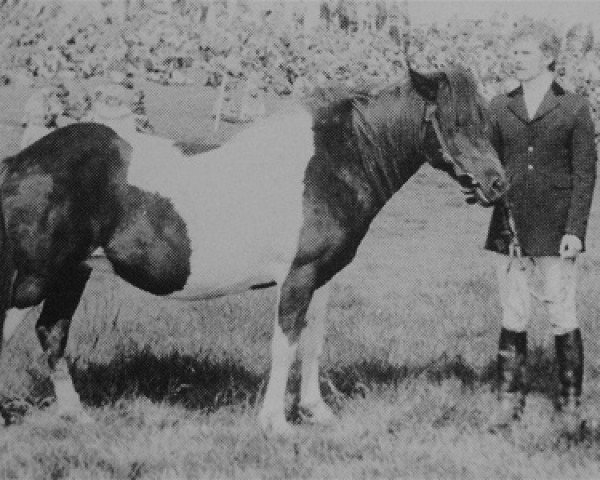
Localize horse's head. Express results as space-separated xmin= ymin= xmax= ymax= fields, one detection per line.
xmin=410 ymin=66 xmax=507 ymax=206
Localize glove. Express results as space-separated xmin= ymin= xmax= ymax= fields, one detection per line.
xmin=559 ymin=234 xmax=582 ymax=259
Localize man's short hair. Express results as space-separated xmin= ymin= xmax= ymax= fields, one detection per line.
xmin=511 ymin=21 xmax=562 ymax=71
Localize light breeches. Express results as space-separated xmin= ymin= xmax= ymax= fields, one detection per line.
xmin=495 ymin=255 xmax=577 ymax=335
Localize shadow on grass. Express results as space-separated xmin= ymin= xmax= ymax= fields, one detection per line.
xmin=71 ymin=349 xmax=263 ymax=412
xmin=70 ymin=350 xmax=487 ymax=412
xmin=326 ymin=344 xmax=600 ymax=399
xmin=14 ymin=343 xmax=600 ymax=418
xmin=69 ymin=349 xmax=549 ymax=408
xmin=326 ymin=353 xmax=480 ymax=398
xmin=479 ymin=344 xmax=560 ymax=396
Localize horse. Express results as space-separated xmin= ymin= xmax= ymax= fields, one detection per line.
xmin=0 ymin=66 xmax=506 ymax=434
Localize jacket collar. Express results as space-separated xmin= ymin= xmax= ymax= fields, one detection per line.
xmin=506 ymin=81 xmax=565 ymax=123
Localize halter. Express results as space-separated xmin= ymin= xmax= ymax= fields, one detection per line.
xmin=421 ymin=102 xmax=473 ymax=184
xmin=423 ymin=104 xmax=522 ymax=268
xmin=505 ymin=205 xmax=524 ymax=265
xmin=420 ymin=102 xmax=499 ymax=208
xmin=421 ymin=97 xmax=523 ymax=268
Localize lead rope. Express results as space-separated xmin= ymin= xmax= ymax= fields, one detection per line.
xmin=504 ymin=204 xmax=526 ymax=272
xmin=427 ymin=107 xmax=461 ymax=171
xmin=504 ymin=203 xmax=570 ymax=304
xmin=427 ymin=106 xmax=562 ymax=300
xmin=423 ymin=103 xmax=480 ymax=189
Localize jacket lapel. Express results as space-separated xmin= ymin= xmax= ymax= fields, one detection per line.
xmin=506 ymin=81 xmax=564 ymax=124
xmin=531 ymin=81 xmax=564 ymax=122
xmin=506 ymin=85 xmax=529 ymax=124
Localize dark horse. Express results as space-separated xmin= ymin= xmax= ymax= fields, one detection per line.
xmin=0 ymin=67 xmax=506 ymax=434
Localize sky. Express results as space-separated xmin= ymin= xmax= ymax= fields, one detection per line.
xmin=55 ymin=0 xmax=600 ymax=33
xmin=405 ymin=1 xmax=600 ymax=31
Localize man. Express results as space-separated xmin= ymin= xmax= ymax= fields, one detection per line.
xmin=483 ymin=22 xmax=597 ymax=430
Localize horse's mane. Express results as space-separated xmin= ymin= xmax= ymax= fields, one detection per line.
xmin=303 ymin=65 xmax=487 ymax=145
xmin=436 ymin=66 xmax=490 ymax=137
xmin=302 ymin=66 xmax=487 ymax=202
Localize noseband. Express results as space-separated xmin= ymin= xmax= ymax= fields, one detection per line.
xmin=421 ymin=103 xmax=476 ymax=187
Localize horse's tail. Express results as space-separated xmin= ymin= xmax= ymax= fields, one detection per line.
xmin=0 ymin=168 xmax=14 ymax=350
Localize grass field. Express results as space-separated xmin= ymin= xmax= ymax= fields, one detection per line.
xmin=1 ymin=80 xmax=600 ymax=479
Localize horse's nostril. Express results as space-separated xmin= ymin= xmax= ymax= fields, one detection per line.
xmin=492 ymin=178 xmax=505 ymax=193
xmin=458 ymin=174 xmax=478 ymax=188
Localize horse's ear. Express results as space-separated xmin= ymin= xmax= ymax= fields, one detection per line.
xmin=409 ymin=68 xmax=447 ymax=102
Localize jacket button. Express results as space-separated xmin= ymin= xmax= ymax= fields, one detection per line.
xmin=527 ymin=146 xmax=534 ymax=152
xmin=528 ymin=164 xmax=534 ymax=170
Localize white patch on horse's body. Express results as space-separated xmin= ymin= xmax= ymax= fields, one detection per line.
xmin=52 ymin=358 xmax=93 ymax=423
xmin=259 ymin=310 xmax=298 ymax=434
xmin=299 ymin=284 xmax=331 ymax=412
xmin=124 ymin=106 xmax=314 ymax=299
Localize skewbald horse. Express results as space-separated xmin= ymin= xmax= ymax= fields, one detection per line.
xmin=0 ymin=67 xmax=506 ymax=434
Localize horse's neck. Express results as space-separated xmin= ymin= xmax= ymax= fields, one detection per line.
xmin=348 ymin=95 xmax=425 ymax=208
xmin=354 ymin=143 xmax=425 ymax=210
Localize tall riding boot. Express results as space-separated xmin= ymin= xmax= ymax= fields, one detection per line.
xmin=488 ymin=328 xmax=528 ymax=430
xmin=555 ymin=328 xmax=584 ymax=432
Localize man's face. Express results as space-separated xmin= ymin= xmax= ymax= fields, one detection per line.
xmin=510 ymin=36 xmax=553 ymax=82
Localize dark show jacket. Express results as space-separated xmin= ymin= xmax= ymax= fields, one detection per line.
xmin=485 ymin=81 xmax=598 ymax=256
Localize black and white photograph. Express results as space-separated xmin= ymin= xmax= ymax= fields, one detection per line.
xmin=0 ymin=0 xmax=599 ymax=478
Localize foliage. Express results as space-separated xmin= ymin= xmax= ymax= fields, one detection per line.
xmin=1 ymin=1 xmax=598 ymax=130
xmin=1 ymin=11 xmax=600 ymax=476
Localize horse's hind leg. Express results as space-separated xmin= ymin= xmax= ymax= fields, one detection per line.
xmin=35 ymin=264 xmax=92 ymax=421
xmin=298 ymin=282 xmax=334 ymax=424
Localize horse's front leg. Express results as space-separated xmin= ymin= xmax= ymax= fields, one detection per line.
xmin=35 ymin=264 xmax=92 ymax=422
xmin=298 ymin=282 xmax=334 ymax=424
xmin=258 ymin=264 xmax=316 ymax=435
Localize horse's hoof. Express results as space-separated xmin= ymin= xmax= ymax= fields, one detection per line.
xmin=258 ymin=411 xmax=293 ymax=437
xmin=486 ymin=398 xmax=522 ymax=433
xmin=298 ymin=401 xmax=335 ymax=425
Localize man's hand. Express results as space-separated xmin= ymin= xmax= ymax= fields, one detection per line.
xmin=559 ymin=234 xmax=582 ymax=259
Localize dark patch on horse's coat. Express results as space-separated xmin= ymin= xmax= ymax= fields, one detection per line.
xmin=300 ymin=66 xmax=489 ymax=250
xmin=1 ymin=122 xmax=130 ymax=308
xmin=104 ymin=185 xmax=191 ymax=295
xmin=296 ymin=77 xmax=431 ymax=276
xmin=276 ymin=67 xmax=493 ymax=337
xmin=173 ymin=140 xmax=221 ymax=157
xmin=35 ymin=264 xmax=92 ymax=368
xmin=0 ymin=122 xmax=192 ymax=305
